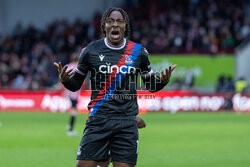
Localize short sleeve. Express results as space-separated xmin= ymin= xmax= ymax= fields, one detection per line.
xmin=76 ymin=47 xmax=90 ymax=75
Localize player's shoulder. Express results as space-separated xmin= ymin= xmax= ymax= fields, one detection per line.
xmin=126 ymin=39 xmax=142 ymax=47
xmin=127 ymin=39 xmax=148 ymax=55
xmin=84 ymin=39 xmax=104 ymax=51
xmin=79 ymin=39 xmax=104 ymax=58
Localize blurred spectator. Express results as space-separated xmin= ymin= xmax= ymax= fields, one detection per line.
xmin=224 ymin=76 xmax=235 ymax=93
xmin=216 ymin=75 xmax=225 ymax=92
xmin=223 ymin=92 xmax=234 ymax=111
xmin=172 ymin=76 xmax=183 ymax=90
xmin=184 ymin=70 xmax=195 ymax=89
xmin=216 ymin=75 xmax=235 ymax=93
xmin=235 ymin=77 xmax=248 ymax=93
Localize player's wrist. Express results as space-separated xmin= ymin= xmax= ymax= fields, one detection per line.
xmin=161 ymin=79 xmax=169 ymax=85
xmin=60 ymin=76 xmax=69 ymax=83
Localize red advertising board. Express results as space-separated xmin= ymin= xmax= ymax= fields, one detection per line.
xmin=0 ymin=91 xmax=71 ymax=112
xmin=0 ymin=91 xmax=250 ymax=113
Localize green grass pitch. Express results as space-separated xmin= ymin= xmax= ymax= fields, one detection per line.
xmin=0 ymin=112 xmax=250 ymax=167
xmin=151 ymin=55 xmax=235 ymax=87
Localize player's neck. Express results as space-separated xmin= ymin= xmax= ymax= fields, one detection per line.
xmin=104 ymin=38 xmax=126 ymax=50
xmin=108 ymin=38 xmax=125 ymax=46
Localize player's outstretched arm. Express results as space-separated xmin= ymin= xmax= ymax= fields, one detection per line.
xmin=54 ymin=62 xmax=85 ymax=92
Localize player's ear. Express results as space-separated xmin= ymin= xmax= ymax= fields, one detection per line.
xmin=125 ymin=23 xmax=130 ymax=38
xmin=102 ymin=24 xmax=107 ymax=37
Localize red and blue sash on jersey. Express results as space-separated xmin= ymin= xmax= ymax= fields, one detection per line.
xmin=89 ymin=41 xmax=142 ymax=116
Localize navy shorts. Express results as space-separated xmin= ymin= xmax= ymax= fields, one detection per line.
xmin=76 ymin=116 xmax=138 ymax=165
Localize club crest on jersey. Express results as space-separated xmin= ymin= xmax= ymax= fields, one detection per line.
xmin=125 ymin=55 xmax=133 ymax=65
xmin=99 ymin=55 xmax=105 ymax=61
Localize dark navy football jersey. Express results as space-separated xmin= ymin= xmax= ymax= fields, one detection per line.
xmin=75 ymin=38 xmax=164 ymax=117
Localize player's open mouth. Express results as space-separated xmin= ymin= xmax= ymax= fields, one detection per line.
xmin=111 ymin=30 xmax=120 ymax=40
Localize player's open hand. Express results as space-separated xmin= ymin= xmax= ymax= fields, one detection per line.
xmin=136 ymin=116 xmax=146 ymax=129
xmin=54 ymin=62 xmax=74 ymax=83
xmin=158 ymin=64 xmax=177 ymax=85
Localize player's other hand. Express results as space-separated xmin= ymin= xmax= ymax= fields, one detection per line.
xmin=54 ymin=62 xmax=74 ymax=83
xmin=158 ymin=64 xmax=177 ymax=85
xmin=136 ymin=116 xmax=146 ymax=129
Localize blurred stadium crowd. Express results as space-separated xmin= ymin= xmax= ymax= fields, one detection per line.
xmin=0 ymin=0 xmax=249 ymax=90
xmin=128 ymin=0 xmax=248 ymax=53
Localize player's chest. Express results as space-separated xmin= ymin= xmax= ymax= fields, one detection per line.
xmin=88 ymin=51 xmax=141 ymax=74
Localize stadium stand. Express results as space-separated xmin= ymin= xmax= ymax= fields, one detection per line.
xmin=0 ymin=0 xmax=249 ymax=90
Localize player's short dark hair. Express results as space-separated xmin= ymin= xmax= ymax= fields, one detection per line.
xmin=101 ymin=7 xmax=130 ymax=38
